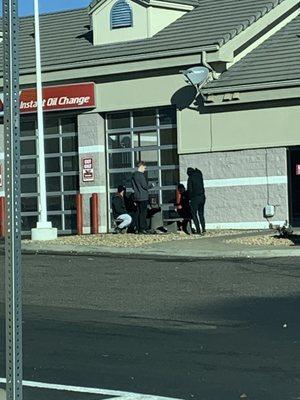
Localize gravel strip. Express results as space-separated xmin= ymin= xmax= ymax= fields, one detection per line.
xmin=23 ymin=230 xmax=254 ymax=248
xmin=225 ymin=235 xmax=294 ymax=247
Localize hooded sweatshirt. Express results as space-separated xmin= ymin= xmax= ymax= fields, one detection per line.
xmin=187 ymin=168 xmax=205 ymax=199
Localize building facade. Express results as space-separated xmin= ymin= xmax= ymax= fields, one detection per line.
xmin=0 ymin=0 xmax=300 ymax=234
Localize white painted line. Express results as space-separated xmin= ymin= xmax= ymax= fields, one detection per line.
xmin=182 ymin=175 xmax=287 ymax=189
xmin=0 ymin=378 xmax=182 ymax=399
xmin=79 ymin=145 xmax=105 ymax=154
xmin=207 ymin=220 xmax=285 ymax=229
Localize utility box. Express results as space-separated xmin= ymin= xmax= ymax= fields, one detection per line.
xmin=263 ymin=204 xmax=275 ymax=218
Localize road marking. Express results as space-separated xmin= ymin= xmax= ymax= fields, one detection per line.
xmin=0 ymin=378 xmax=183 ymax=399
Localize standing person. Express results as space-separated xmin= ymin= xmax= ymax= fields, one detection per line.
xmin=176 ymin=183 xmax=192 ymax=234
xmin=187 ymin=167 xmax=206 ymax=235
xmin=131 ymin=161 xmax=149 ymax=234
xmin=112 ymin=185 xmax=132 ymax=233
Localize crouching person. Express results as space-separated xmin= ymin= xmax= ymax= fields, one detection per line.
xmin=112 ymin=185 xmax=132 ymax=234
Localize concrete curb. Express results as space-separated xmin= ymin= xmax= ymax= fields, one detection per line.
xmin=3 ymin=243 xmax=300 ymax=259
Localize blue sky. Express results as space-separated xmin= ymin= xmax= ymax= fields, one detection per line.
xmin=1 ymin=0 xmax=91 ymax=16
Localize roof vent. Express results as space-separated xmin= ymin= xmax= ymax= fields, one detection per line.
xmin=110 ymin=0 xmax=133 ymax=29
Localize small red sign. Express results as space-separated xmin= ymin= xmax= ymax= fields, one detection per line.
xmin=296 ymin=164 xmax=300 ymax=176
xmin=82 ymin=157 xmax=94 ymax=182
xmin=0 ymin=82 xmax=96 ymax=114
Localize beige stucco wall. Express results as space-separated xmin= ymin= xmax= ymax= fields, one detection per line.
xmin=95 ymin=73 xmax=184 ymax=111
xmin=92 ymin=0 xmax=188 ymax=45
xmin=178 ymin=103 xmax=300 ymax=154
xmin=148 ymin=6 xmax=186 ymax=36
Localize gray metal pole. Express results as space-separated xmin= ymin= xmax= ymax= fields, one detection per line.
xmin=2 ymin=0 xmax=23 ymax=399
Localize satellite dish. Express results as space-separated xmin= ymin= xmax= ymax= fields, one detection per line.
xmin=181 ymin=66 xmax=209 ymax=88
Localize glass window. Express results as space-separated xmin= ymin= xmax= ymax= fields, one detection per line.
xmin=45 ymin=138 xmax=59 ymax=154
xmin=133 ymin=131 xmax=157 ymax=147
xmin=160 ymin=129 xmax=177 ymax=146
xmin=134 ymin=150 xmax=158 ymax=167
xmin=108 ymin=133 xmax=131 ymax=149
xmin=146 ymin=169 xmax=159 ymax=186
xmin=21 ymin=178 xmax=37 ymax=193
xmin=109 ymin=152 xmax=132 ymax=169
xmin=64 ymin=195 xmax=77 ymax=211
xmin=107 ymin=112 xmax=130 ymax=130
xmin=159 ymin=108 xmax=176 ymax=125
xmin=63 ymin=136 xmax=78 ymax=152
xmin=161 ymin=169 xmax=179 ymax=186
xmin=133 ymin=109 xmax=156 ymax=127
xmin=21 ymin=140 xmax=36 ymax=156
xmin=63 ymin=156 xmax=78 ymax=172
xmin=21 ymin=197 xmax=38 ymax=213
xmin=45 ymin=157 xmax=60 ymax=173
xmin=64 ymin=175 xmax=79 ymax=191
xmin=21 ymin=158 xmax=37 ymax=175
xmin=109 ymin=171 xmax=133 ymax=189
xmin=21 ymin=215 xmax=38 ymax=231
xmin=47 ymin=196 xmax=62 ymax=211
xmin=65 ymin=214 xmax=77 ymax=230
xmin=61 ymin=117 xmax=77 ymax=134
xmin=20 ymin=120 xmax=36 ymax=137
xmin=161 ymin=148 xmax=178 ymax=166
xmin=46 ymin=176 xmax=61 ymax=192
xmin=162 ymin=189 xmax=176 ymax=204
xmin=48 ymin=214 xmax=62 ymax=230
xmin=44 ymin=118 xmax=59 ymax=135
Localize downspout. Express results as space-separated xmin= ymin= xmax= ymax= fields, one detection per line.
xmin=202 ymin=50 xmax=219 ymax=80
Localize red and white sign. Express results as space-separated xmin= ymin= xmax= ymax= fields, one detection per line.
xmin=0 ymin=82 xmax=96 ymax=114
xmin=296 ymin=164 xmax=300 ymax=176
xmin=82 ymin=157 xmax=94 ymax=182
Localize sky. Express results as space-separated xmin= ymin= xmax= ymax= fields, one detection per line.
xmin=1 ymin=0 xmax=91 ymax=16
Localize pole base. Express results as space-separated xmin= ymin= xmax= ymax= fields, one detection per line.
xmin=31 ymin=222 xmax=58 ymax=241
xmin=0 ymin=389 xmax=6 ymax=400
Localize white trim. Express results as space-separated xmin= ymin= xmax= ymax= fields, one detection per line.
xmin=0 ymin=153 xmax=4 ymax=161
xmin=79 ymin=145 xmax=105 ymax=154
xmin=182 ymin=175 xmax=287 ymax=189
xmin=0 ymin=378 xmax=182 ymax=399
xmin=207 ymin=221 xmax=285 ymax=230
xmin=80 ymin=185 xmax=106 ymax=194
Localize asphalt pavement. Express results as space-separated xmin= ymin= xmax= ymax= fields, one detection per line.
xmin=0 ymin=254 xmax=299 ymax=400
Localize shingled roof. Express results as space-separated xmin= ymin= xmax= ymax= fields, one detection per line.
xmin=0 ymin=0 xmax=288 ymax=74
xmin=204 ymin=13 xmax=300 ymax=93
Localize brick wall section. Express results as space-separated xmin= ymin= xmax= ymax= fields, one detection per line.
xmin=179 ymin=148 xmax=289 ymax=228
xmin=78 ymin=112 xmax=108 ymax=233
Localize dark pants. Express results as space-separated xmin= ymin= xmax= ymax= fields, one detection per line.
xmin=190 ymin=196 xmax=206 ymax=234
xmin=136 ymin=200 xmax=148 ymax=232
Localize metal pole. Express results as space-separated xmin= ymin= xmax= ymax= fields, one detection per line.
xmin=3 ymin=1 xmax=23 ymax=399
xmin=34 ymin=0 xmax=47 ymax=225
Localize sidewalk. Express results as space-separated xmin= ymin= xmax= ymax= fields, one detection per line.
xmin=6 ymin=230 xmax=300 ymax=259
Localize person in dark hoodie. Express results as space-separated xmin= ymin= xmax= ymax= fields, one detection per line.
xmin=112 ymin=185 xmax=132 ymax=233
xmin=131 ymin=161 xmax=149 ymax=234
xmin=187 ymin=167 xmax=206 ymax=235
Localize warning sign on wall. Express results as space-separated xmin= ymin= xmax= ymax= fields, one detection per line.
xmin=82 ymin=157 xmax=94 ymax=182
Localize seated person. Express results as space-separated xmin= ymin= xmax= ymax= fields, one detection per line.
xmin=112 ymin=185 xmax=132 ymax=233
